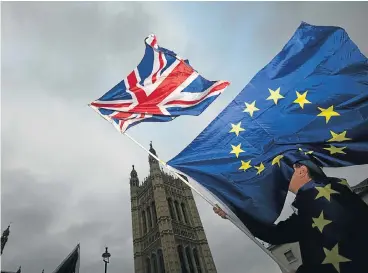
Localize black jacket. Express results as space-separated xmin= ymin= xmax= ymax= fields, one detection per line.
xmin=235 ymin=178 xmax=368 ymax=273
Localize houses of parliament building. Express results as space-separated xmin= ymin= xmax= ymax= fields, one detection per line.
xmin=129 ymin=143 xmax=217 ymax=273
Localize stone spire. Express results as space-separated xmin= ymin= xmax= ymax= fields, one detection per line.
xmin=1 ymin=224 xmax=10 ymax=255
xmin=149 ymin=141 xmax=158 ymax=166
xmin=149 ymin=141 xmax=157 ymax=155
xmin=130 ymin=165 xmax=139 ymax=187
xmin=130 ymin=146 xmax=218 ymax=273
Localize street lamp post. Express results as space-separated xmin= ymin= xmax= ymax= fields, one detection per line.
xmin=102 ymin=247 xmax=111 ymax=273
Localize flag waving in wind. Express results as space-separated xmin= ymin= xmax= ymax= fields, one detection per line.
xmin=90 ymin=34 xmax=230 ymax=133
xmin=168 ymin=22 xmax=368 ymax=224
xmin=52 ymin=244 xmax=80 ymax=273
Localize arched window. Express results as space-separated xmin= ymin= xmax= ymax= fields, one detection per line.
xmin=177 ymin=245 xmax=188 ymax=273
xmin=146 ymin=257 xmax=151 ymax=273
xmin=152 ymin=253 xmax=158 ymax=273
xmin=157 ymin=249 xmax=165 ymax=273
xmin=168 ymin=198 xmax=176 ymax=220
xmin=185 ymin=246 xmax=195 ymax=273
xmin=193 ymin=248 xmax=202 ymax=273
xmin=181 ymin=203 xmax=189 ymax=224
xmin=174 ymin=200 xmax=182 ymax=222
xmin=152 ymin=202 xmax=158 ymax=225
xmin=142 ymin=210 xmax=147 ymax=234
xmin=147 ymin=206 xmax=153 ymax=229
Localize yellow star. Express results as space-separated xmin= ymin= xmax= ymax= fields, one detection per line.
xmin=322 ymin=244 xmax=351 ymax=272
xmin=230 ymin=144 xmax=245 ymax=158
xmin=239 ymin=160 xmax=252 ymax=172
xmin=327 ymin=130 xmax=352 ymax=142
xmin=312 ymin=211 xmax=332 ymax=233
xmin=229 ymin=122 xmax=245 ymax=137
xmin=317 ymin=105 xmax=340 ymax=123
xmin=272 ymin=155 xmax=284 ymax=167
xmin=315 ymin=184 xmax=339 ymax=201
xmin=243 ymin=101 xmax=260 ymax=117
xmin=293 ymin=91 xmax=311 ymax=109
xmin=324 ymin=145 xmax=346 ymax=155
xmin=338 ymin=179 xmax=351 ymax=190
xmin=267 ymin=88 xmax=284 ymax=105
xmin=254 ymin=162 xmax=265 ymax=175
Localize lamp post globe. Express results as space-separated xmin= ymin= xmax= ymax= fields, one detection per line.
xmin=102 ymin=247 xmax=111 ymax=273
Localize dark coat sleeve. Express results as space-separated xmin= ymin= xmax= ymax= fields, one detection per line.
xmin=234 ymin=208 xmax=301 ymax=245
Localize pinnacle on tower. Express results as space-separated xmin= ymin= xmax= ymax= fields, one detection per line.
xmin=149 ymin=141 xmax=157 ymax=156
xmin=1 ymin=224 xmax=11 ymax=255
xmin=130 ymin=165 xmax=139 ymax=187
xmin=149 ymin=141 xmax=159 ymax=166
xmin=131 ymin=165 xmax=138 ymax=178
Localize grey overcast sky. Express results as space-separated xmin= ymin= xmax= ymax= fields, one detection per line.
xmin=1 ymin=2 xmax=368 ymax=273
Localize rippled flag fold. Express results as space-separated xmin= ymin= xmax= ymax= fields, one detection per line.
xmin=52 ymin=244 xmax=80 ymax=273
xmin=168 ymin=22 xmax=368 ymax=224
xmin=89 ymin=34 xmax=230 ymax=133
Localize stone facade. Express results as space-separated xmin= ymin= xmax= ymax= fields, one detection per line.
xmin=130 ymin=144 xmax=217 ymax=273
xmin=268 ymin=178 xmax=368 ymax=273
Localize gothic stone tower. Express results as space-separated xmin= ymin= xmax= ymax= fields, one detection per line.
xmin=130 ymin=143 xmax=217 ymax=273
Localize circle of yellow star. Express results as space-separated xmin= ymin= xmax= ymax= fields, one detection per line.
xmin=230 ymin=144 xmax=245 ymax=158
xmin=293 ymin=91 xmax=311 ymax=109
xmin=317 ymin=105 xmax=340 ymax=123
xmin=239 ymin=160 xmax=252 ymax=172
xmin=324 ymin=145 xmax=346 ymax=155
xmin=267 ymin=87 xmax=284 ymax=105
xmin=322 ymin=243 xmax=351 ymax=273
xmin=243 ymin=101 xmax=259 ymax=117
xmin=315 ymin=184 xmax=339 ymax=201
xmin=312 ymin=211 xmax=332 ymax=233
xmin=229 ymin=122 xmax=245 ymax=137
xmin=327 ymin=130 xmax=352 ymax=142
xmin=272 ymin=155 xmax=284 ymax=167
xmin=254 ymin=162 xmax=265 ymax=175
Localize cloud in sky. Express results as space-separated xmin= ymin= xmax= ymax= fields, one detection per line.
xmin=1 ymin=2 xmax=367 ymax=273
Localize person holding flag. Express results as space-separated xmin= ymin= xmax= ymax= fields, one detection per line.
xmin=90 ymin=22 xmax=368 ymax=273
xmin=168 ymin=22 xmax=368 ymax=273
xmin=214 ymin=158 xmax=368 ymax=273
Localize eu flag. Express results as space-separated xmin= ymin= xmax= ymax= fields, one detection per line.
xmin=168 ymin=22 xmax=368 ymax=224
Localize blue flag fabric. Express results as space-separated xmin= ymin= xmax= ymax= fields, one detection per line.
xmin=168 ymin=22 xmax=368 ymax=224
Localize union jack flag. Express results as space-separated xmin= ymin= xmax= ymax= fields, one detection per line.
xmin=90 ymin=34 xmax=230 ymax=133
